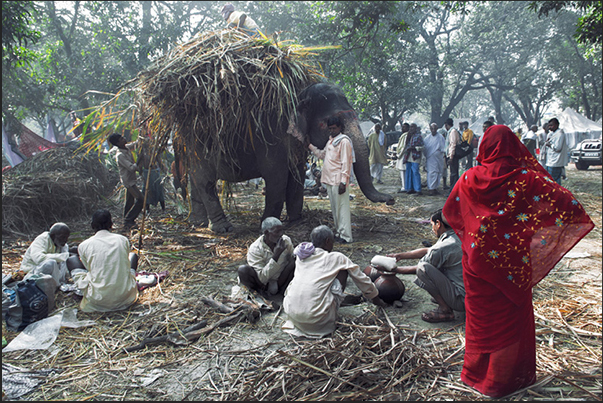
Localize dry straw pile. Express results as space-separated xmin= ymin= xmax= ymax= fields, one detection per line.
xmin=1 ymin=145 xmax=118 ymax=237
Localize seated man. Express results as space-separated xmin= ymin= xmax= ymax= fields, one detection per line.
xmin=282 ymin=225 xmax=387 ymax=338
xmin=70 ymin=209 xmax=138 ymax=312
xmin=21 ymin=222 xmax=74 ymax=287
xmin=237 ymin=217 xmax=295 ymax=296
xmin=384 ymin=209 xmax=465 ymax=323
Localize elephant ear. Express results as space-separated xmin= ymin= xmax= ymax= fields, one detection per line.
xmin=287 ymin=109 xmax=308 ymax=146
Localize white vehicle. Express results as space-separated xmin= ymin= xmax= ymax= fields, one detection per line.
xmin=570 ymin=138 xmax=602 ymax=170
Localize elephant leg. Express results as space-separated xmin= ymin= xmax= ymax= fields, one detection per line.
xmin=284 ymin=162 xmax=305 ymax=223
xmin=204 ymin=181 xmax=234 ymax=233
xmin=189 ymin=183 xmax=209 ymax=227
xmin=189 ymin=165 xmax=234 ymax=233
xmin=261 ymin=171 xmax=288 ymax=224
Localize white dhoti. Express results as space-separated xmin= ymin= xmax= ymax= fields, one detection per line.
xmin=395 ymin=158 xmax=406 ymax=190
xmin=426 ymin=153 xmax=445 ymax=190
xmin=325 ymin=183 xmax=352 ymax=243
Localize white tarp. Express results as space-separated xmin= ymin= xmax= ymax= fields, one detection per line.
xmin=468 ymin=117 xmax=490 ymax=136
xmin=556 ymin=107 xmax=602 ymax=149
xmin=359 ymin=121 xmax=375 ymax=138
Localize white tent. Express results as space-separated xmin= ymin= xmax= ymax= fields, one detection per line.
xmin=468 ymin=117 xmax=490 ymax=136
xmin=556 ymin=107 xmax=602 ymax=149
xmin=359 ymin=121 xmax=375 ymax=138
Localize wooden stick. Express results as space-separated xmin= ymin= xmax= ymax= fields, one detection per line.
xmin=170 ymin=311 xmax=246 ymax=344
xmin=123 ymin=319 xmax=209 ymax=353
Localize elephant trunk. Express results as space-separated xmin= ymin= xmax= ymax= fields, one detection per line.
xmin=341 ymin=115 xmax=395 ymax=205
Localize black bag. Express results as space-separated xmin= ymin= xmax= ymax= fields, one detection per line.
xmin=3 ymin=279 xmax=49 ymax=331
xmin=454 ymin=140 xmax=473 ymax=159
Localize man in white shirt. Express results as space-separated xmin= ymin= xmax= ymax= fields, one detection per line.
xmin=71 ymin=209 xmax=138 ymax=313
xmin=423 ymin=123 xmax=446 ymax=196
xmin=221 ymin=3 xmax=261 ymax=37
xmin=395 ymin=122 xmax=410 ymax=193
xmin=538 ymin=122 xmax=550 ymax=165
xmin=367 ymin=123 xmax=387 ymax=184
xmin=237 ymin=217 xmax=295 ymax=296
xmin=308 ymin=116 xmax=354 ymax=243
xmin=21 ymin=222 xmax=72 ymax=287
xmin=544 ymin=118 xmax=569 ymax=186
xmin=282 ymin=225 xmax=387 ymax=338
xmin=521 ymin=124 xmax=540 ymax=159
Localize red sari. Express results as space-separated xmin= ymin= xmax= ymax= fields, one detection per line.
xmin=443 ymin=125 xmax=594 ymax=398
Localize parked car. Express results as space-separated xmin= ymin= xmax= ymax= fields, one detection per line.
xmin=387 ymin=143 xmax=398 ymax=160
xmin=570 ymin=138 xmax=602 ymax=170
xmin=385 ymin=131 xmax=402 ymax=160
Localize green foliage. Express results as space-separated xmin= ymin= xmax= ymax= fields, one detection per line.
xmin=2 ymin=1 xmax=41 ymax=68
xmin=529 ymin=1 xmax=603 ymax=46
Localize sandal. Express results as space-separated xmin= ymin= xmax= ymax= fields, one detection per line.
xmin=421 ymin=309 xmax=455 ymax=323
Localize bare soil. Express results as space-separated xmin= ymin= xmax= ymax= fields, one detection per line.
xmin=2 ymin=161 xmax=601 ymax=401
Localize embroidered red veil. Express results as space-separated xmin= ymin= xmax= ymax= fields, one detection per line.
xmin=442 ymin=124 xmax=594 ymax=397
xmin=444 ymin=124 xmax=593 ymax=304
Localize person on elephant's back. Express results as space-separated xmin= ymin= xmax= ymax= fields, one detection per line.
xmin=308 ymin=115 xmax=354 ymax=244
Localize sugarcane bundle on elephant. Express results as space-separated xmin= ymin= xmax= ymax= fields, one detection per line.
xmin=130 ymin=30 xmax=395 ymax=232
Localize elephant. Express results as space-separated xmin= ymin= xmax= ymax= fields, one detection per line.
xmin=179 ymin=82 xmax=395 ymax=233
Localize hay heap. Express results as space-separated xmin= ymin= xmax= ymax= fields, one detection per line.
xmin=132 ymin=29 xmax=326 ymax=166
xmin=2 ymin=145 xmax=119 ymax=237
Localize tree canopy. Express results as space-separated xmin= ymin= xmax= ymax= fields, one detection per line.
xmin=2 ymin=1 xmax=601 ymax=138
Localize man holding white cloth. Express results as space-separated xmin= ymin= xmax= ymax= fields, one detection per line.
xmin=308 ymin=116 xmax=355 ymax=243
xmin=20 ymin=222 xmax=72 ymax=287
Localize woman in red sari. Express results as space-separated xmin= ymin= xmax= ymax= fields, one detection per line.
xmin=442 ymin=124 xmax=594 ymax=398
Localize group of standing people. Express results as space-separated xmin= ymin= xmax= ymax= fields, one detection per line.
xmin=373 ymin=113 xmax=571 ymax=198
xmin=391 ymin=119 xmax=461 ymax=196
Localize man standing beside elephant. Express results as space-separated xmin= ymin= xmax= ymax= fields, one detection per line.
xmin=308 ymin=116 xmax=354 ymax=243
xmin=108 ymin=133 xmax=143 ymax=231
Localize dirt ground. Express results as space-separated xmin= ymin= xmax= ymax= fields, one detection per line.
xmin=2 ymin=159 xmax=601 ymax=401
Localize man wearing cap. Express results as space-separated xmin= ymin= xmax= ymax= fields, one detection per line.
xmin=221 ymin=3 xmax=261 ymax=37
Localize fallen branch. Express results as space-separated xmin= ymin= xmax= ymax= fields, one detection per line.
xmin=123 ymin=319 xmax=209 ymax=352
xmin=169 ymin=311 xmax=247 ymax=345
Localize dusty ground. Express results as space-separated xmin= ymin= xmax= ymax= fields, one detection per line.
xmin=2 ymin=160 xmax=601 ymax=401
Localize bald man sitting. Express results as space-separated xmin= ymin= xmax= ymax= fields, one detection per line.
xmin=20 ymin=222 xmax=74 ymax=287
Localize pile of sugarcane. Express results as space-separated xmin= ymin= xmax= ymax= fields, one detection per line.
xmin=2 ymin=146 xmax=119 ymax=237
xmin=128 ymin=29 xmax=327 ymax=168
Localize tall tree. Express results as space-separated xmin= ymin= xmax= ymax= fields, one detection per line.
xmin=2 ymin=1 xmax=41 ymax=129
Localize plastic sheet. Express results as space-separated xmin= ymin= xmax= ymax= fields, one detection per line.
xmin=3 ymin=308 xmax=95 ymax=352
xmin=2 ymin=363 xmax=55 ymax=400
